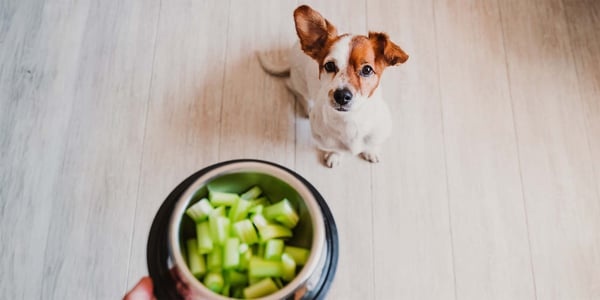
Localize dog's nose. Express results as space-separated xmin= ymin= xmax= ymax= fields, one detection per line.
xmin=333 ymin=88 xmax=353 ymax=105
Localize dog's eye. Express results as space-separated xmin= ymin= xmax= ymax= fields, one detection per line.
xmin=360 ymin=65 xmax=374 ymax=77
xmin=324 ymin=62 xmax=337 ymax=73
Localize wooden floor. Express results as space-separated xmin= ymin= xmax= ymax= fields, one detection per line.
xmin=1 ymin=0 xmax=599 ymax=299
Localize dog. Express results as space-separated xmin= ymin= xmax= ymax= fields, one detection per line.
xmin=258 ymin=5 xmax=409 ymax=168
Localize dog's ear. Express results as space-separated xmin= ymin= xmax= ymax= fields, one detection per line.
xmin=369 ymin=32 xmax=409 ymax=66
xmin=294 ymin=5 xmax=337 ymax=61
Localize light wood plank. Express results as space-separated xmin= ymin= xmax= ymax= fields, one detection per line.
xmin=218 ymin=0 xmax=297 ymax=166
xmin=0 ymin=0 xmax=91 ymax=298
xmin=35 ymin=1 xmax=160 ymax=298
xmin=433 ymin=0 xmax=536 ymax=298
xmin=125 ymin=0 xmax=230 ymax=289
xmin=564 ymin=0 xmax=600 ymax=242
xmin=294 ymin=1 xmax=374 ymax=299
xmin=499 ymin=0 xmax=600 ymax=298
xmin=366 ymin=0 xmax=456 ymax=298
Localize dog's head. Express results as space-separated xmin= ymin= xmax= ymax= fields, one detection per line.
xmin=294 ymin=5 xmax=408 ymax=112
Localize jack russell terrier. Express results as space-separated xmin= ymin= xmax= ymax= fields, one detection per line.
xmin=258 ymin=5 xmax=409 ymax=168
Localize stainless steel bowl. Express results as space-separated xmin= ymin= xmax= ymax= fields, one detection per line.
xmin=147 ymin=160 xmax=338 ymax=300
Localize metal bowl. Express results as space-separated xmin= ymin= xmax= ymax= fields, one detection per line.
xmin=147 ymin=159 xmax=339 ymax=300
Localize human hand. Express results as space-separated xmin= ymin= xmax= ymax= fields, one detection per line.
xmin=123 ymin=277 xmax=155 ymax=300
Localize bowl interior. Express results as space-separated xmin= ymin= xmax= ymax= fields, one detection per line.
xmin=178 ymin=171 xmax=314 ymax=259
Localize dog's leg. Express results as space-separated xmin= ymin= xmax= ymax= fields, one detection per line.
xmin=324 ymin=151 xmax=343 ymax=168
xmin=359 ymin=139 xmax=383 ymax=163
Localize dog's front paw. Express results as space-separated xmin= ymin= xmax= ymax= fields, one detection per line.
xmin=324 ymin=152 xmax=342 ymax=168
xmin=360 ymin=151 xmax=380 ymax=163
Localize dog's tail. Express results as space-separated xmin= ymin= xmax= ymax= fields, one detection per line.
xmin=256 ymin=51 xmax=290 ymax=77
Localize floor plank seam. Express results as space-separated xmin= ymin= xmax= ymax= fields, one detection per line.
xmin=123 ymin=0 xmax=162 ymax=292
xmin=430 ymin=1 xmax=458 ymax=299
xmin=496 ymin=1 xmax=539 ymax=298
xmin=216 ymin=0 xmax=233 ymax=162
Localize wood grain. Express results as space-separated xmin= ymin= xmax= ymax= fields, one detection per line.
xmin=366 ymin=0 xmax=456 ymax=299
xmin=499 ymin=0 xmax=600 ymax=298
xmin=35 ymin=1 xmax=160 ymax=298
xmin=218 ymin=0 xmax=297 ymax=166
xmin=433 ymin=0 xmax=536 ymax=298
xmin=0 ymin=0 xmax=91 ymax=298
xmin=125 ymin=0 xmax=229 ymax=290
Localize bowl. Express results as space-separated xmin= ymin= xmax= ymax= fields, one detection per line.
xmin=147 ymin=159 xmax=339 ymax=300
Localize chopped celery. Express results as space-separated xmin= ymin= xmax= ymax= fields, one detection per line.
xmin=221 ymin=283 xmax=230 ymax=297
xmin=241 ymin=186 xmax=262 ymax=200
xmin=226 ymin=270 xmax=248 ymax=287
xmin=273 ymin=277 xmax=284 ymax=289
xmin=284 ymin=246 xmax=310 ymax=266
xmin=248 ymin=204 xmax=264 ymax=215
xmin=243 ymin=278 xmax=279 ymax=299
xmin=186 ymin=239 xmax=206 ymax=278
xmin=229 ymin=198 xmax=253 ymax=222
xmin=248 ymin=257 xmax=283 ymax=278
xmin=232 ymin=287 xmax=244 ymax=299
xmin=209 ymin=215 xmax=230 ymax=246
xmin=223 ymin=237 xmax=240 ymax=270
xmin=251 ymin=213 xmax=269 ymax=229
xmin=264 ymin=239 xmax=284 ymax=261
xmin=280 ymin=253 xmax=296 ymax=281
xmin=233 ymin=219 xmax=259 ymax=245
xmin=183 ymin=185 xmax=310 ymax=298
xmin=239 ymin=243 xmax=252 ymax=271
xmin=186 ymin=198 xmax=213 ymax=222
xmin=264 ymin=199 xmax=299 ymax=228
xmin=207 ymin=245 xmax=222 ymax=271
xmin=196 ymin=222 xmax=213 ymax=254
xmin=209 ymin=190 xmax=239 ymax=206
xmin=203 ymin=271 xmax=224 ymax=294
xmin=259 ymin=224 xmax=293 ymax=241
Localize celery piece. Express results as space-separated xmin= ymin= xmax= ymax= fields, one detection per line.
xmin=186 ymin=239 xmax=206 ymax=278
xmin=211 ymin=206 xmax=226 ymax=216
xmin=241 ymin=186 xmax=262 ymax=200
xmin=251 ymin=213 xmax=269 ymax=229
xmin=264 ymin=239 xmax=284 ymax=261
xmin=196 ymin=222 xmax=213 ymax=254
xmin=223 ymin=237 xmax=240 ymax=270
xmin=229 ymin=198 xmax=253 ymax=222
xmin=207 ymin=245 xmax=222 ymax=271
xmin=248 ymin=276 xmax=261 ymax=285
xmin=233 ymin=219 xmax=259 ymax=245
xmin=226 ymin=270 xmax=248 ymax=287
xmin=239 ymin=243 xmax=252 ymax=271
xmin=273 ymin=277 xmax=284 ymax=289
xmin=248 ymin=257 xmax=283 ymax=278
xmin=221 ymin=283 xmax=230 ymax=297
xmin=263 ymin=199 xmax=299 ymax=229
xmin=283 ymin=246 xmax=310 ymax=266
xmin=280 ymin=253 xmax=296 ymax=281
xmin=209 ymin=190 xmax=239 ymax=207
xmin=259 ymin=224 xmax=293 ymax=242
xmin=203 ymin=271 xmax=224 ymax=294
xmin=248 ymin=204 xmax=264 ymax=215
xmin=186 ymin=198 xmax=213 ymax=222
xmin=209 ymin=215 xmax=230 ymax=246
xmin=232 ymin=287 xmax=244 ymax=299
xmin=243 ymin=278 xmax=279 ymax=299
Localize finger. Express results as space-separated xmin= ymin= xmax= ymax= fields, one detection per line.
xmin=123 ymin=277 xmax=155 ymax=300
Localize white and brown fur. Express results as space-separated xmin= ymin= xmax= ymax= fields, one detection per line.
xmin=258 ymin=5 xmax=408 ymax=167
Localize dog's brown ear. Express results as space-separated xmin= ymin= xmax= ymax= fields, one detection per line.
xmin=369 ymin=32 xmax=409 ymax=66
xmin=294 ymin=5 xmax=337 ymax=61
